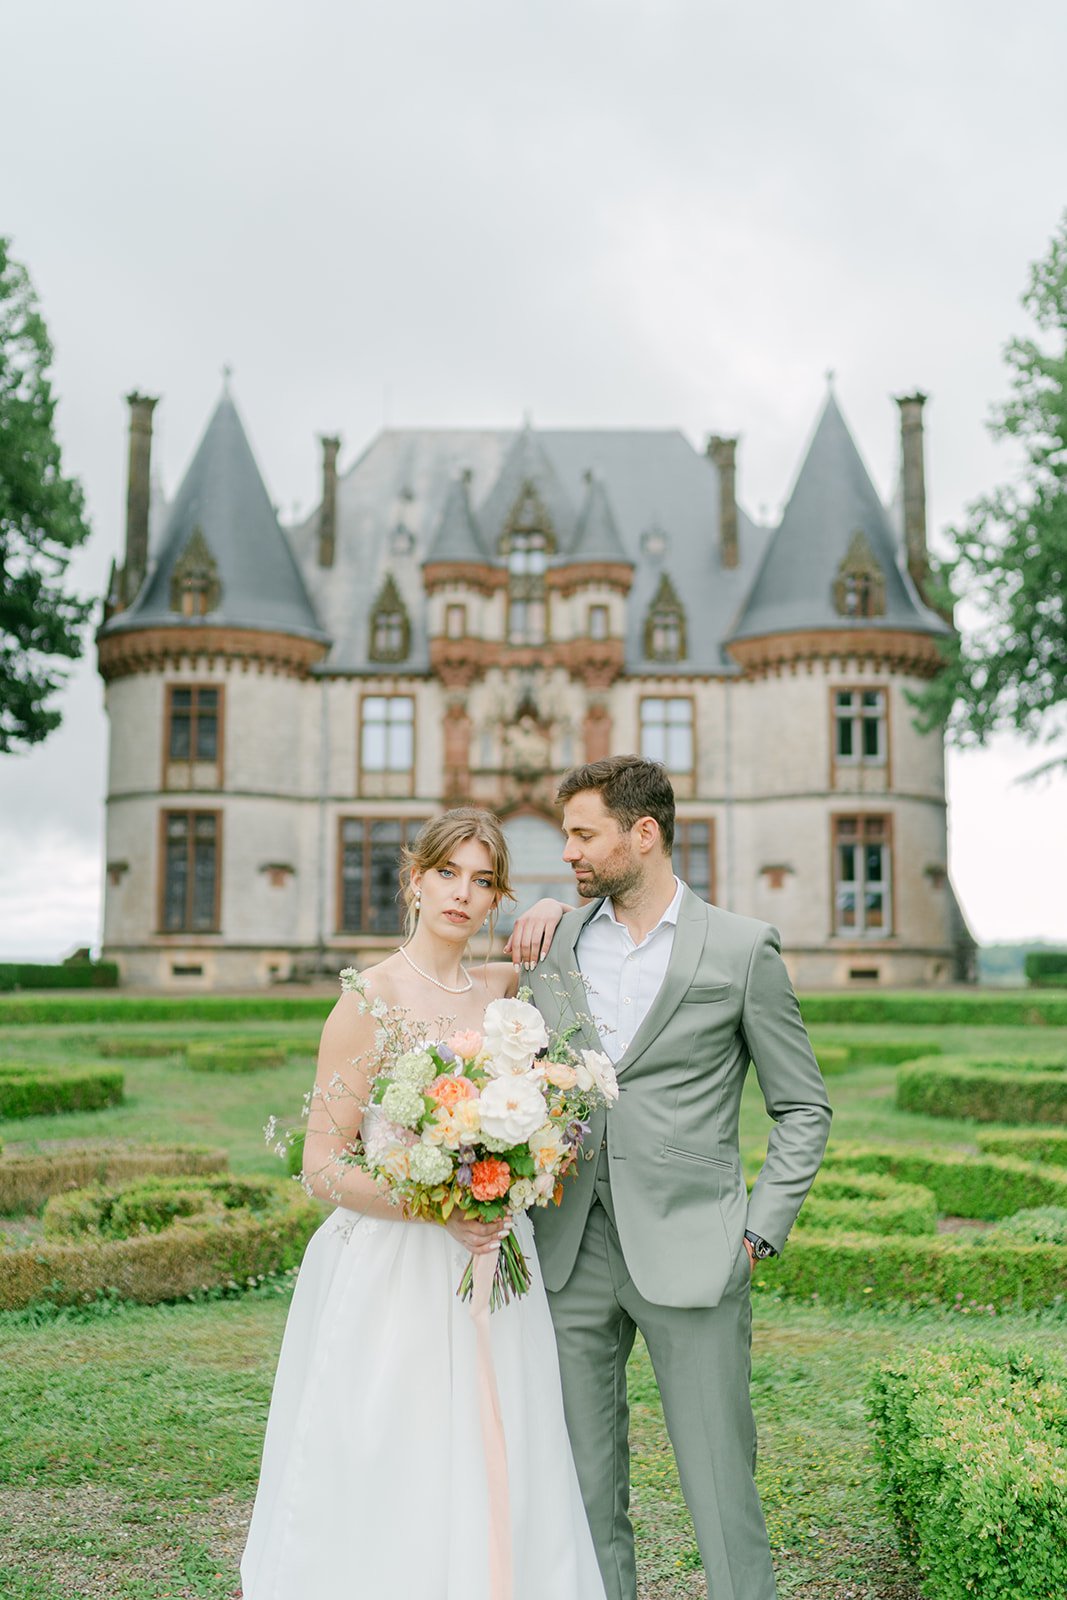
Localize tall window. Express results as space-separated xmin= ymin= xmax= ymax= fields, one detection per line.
xmin=339 ymin=817 xmax=426 ymax=934
xmin=507 ymin=531 xmax=547 ymax=644
xmin=445 ymin=603 xmax=467 ymax=639
xmin=360 ymin=695 xmax=415 ymax=796
xmin=644 ymin=573 xmax=686 ymax=663
xmin=161 ymin=811 xmax=220 ymax=932
xmin=588 ymin=604 xmax=609 ymax=641
xmin=834 ymin=689 xmax=887 ymax=764
xmin=166 ymin=685 xmax=221 ymax=787
xmin=640 ymin=697 xmax=694 ymax=774
xmin=833 ymin=815 xmax=891 ymax=937
xmin=675 ymin=820 xmax=713 ymax=901
xmin=368 ymin=575 xmax=410 ymax=664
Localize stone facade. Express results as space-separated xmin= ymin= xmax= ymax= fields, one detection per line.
xmin=97 ymin=385 xmax=973 ymax=990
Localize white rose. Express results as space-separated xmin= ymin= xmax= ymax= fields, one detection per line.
xmin=533 ymin=1172 xmax=556 ymax=1200
xmin=529 ymin=1122 xmax=566 ymax=1172
xmin=477 ymin=1074 xmax=548 ymax=1145
xmin=482 ymin=998 xmax=550 ymax=1076
xmin=580 ymin=1048 xmax=620 ymax=1103
xmin=508 ymin=1177 xmax=537 ymax=1212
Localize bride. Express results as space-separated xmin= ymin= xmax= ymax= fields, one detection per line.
xmin=241 ymin=807 xmax=606 ymax=1600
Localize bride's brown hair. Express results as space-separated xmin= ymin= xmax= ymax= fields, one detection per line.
xmin=398 ymin=808 xmax=516 ymax=943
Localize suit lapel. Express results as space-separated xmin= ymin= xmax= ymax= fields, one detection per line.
xmin=614 ymin=885 xmax=708 ymax=1073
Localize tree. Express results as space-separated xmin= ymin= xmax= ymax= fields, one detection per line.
xmin=0 ymin=236 xmax=93 ymax=753
xmin=913 ymin=213 xmax=1067 ymax=773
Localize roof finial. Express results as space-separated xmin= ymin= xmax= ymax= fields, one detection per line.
xmin=221 ymin=363 xmax=233 ymax=394
xmin=825 ymin=367 xmax=836 ymax=390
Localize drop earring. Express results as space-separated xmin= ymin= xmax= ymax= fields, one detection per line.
xmin=414 ymin=889 xmax=421 ymax=914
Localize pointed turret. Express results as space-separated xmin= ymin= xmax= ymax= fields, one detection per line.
xmin=478 ymin=420 xmax=575 ymax=552
xmin=570 ymin=470 xmax=630 ymax=563
xmin=101 ymin=389 xmax=326 ymax=642
xmin=425 ymin=469 xmax=488 ymax=563
xmin=730 ymin=391 xmax=947 ymax=647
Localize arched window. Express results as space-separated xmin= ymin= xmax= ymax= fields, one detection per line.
xmin=169 ymin=527 xmax=221 ymax=617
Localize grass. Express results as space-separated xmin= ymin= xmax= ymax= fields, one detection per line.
xmin=2 ymin=1010 xmax=1066 ymax=1597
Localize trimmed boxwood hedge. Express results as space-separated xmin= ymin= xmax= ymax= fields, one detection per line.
xmin=184 ymin=1040 xmax=288 ymax=1073
xmin=867 ymin=1344 xmax=1067 ymax=1599
xmin=977 ymin=1128 xmax=1067 ymax=1166
xmin=798 ymin=1169 xmax=937 ymax=1237
xmin=0 ymin=1064 xmax=125 ymax=1120
xmin=798 ymin=991 xmax=1067 ymax=1026
xmin=0 ymin=1174 xmax=320 ymax=1310
xmin=0 ymin=962 xmax=119 ymax=992
xmin=984 ymin=1206 xmax=1067 ymax=1246
xmin=0 ymin=1142 xmax=227 ymax=1215
xmin=763 ymin=1232 xmax=1067 ymax=1308
xmin=97 ymin=1036 xmax=186 ymax=1059
xmin=820 ymin=1140 xmax=1067 ymax=1219
xmin=809 ymin=1037 xmax=940 ymax=1071
xmin=1026 ymin=950 xmax=1067 ymax=988
xmin=897 ymin=1057 xmax=1067 ymax=1125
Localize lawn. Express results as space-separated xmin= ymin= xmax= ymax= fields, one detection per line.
xmin=1 ymin=1009 xmax=1065 ymax=1598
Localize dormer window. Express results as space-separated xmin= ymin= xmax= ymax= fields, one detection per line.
xmin=368 ymin=574 xmax=411 ymax=663
xmin=644 ymin=573 xmax=686 ymax=662
xmin=505 ymin=530 xmax=548 ymax=644
xmin=170 ymin=527 xmax=221 ymax=618
xmin=833 ymin=531 xmax=886 ymax=620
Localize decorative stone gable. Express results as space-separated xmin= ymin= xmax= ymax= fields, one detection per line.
xmin=170 ymin=526 xmax=221 ymax=617
xmin=832 ymin=531 xmax=887 ymax=620
xmin=368 ymin=573 xmax=411 ymax=662
xmin=644 ymin=571 xmax=687 ymax=662
xmin=501 ymin=480 xmax=557 ymax=553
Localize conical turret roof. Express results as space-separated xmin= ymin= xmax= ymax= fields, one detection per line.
xmin=570 ymin=471 xmax=631 ymax=563
xmin=477 ymin=421 xmax=576 ymax=552
xmin=103 ymin=390 xmax=326 ymax=641
xmin=730 ymin=392 xmax=947 ymax=642
xmin=425 ymin=470 xmax=488 ymax=562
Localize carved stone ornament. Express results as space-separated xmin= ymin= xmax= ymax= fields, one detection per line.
xmin=832 ymin=530 xmax=886 ymax=620
xmin=502 ymin=479 xmax=556 ymax=549
xmin=170 ymin=526 xmax=221 ymax=616
xmin=644 ymin=571 xmax=687 ymax=661
xmin=368 ymin=573 xmax=411 ymax=663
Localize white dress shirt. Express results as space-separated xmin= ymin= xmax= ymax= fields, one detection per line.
xmin=575 ymin=877 xmax=685 ymax=1063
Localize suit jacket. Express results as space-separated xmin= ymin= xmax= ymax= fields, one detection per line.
xmin=530 ymin=887 xmax=832 ymax=1308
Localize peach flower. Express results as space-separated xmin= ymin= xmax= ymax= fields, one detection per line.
xmin=448 ymin=1030 xmax=484 ymax=1060
xmin=470 ymin=1157 xmax=512 ymax=1202
xmin=543 ymin=1060 xmax=578 ymax=1090
xmin=427 ymin=1073 xmax=478 ymax=1110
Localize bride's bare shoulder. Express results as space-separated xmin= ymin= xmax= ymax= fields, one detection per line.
xmin=470 ymin=960 xmax=518 ymax=1001
xmin=321 ymin=959 xmax=406 ymax=1040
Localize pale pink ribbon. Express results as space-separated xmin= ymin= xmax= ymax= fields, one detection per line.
xmin=470 ymin=1247 xmax=513 ymax=1600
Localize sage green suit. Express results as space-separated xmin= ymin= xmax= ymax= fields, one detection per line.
xmin=531 ymin=888 xmax=832 ymax=1600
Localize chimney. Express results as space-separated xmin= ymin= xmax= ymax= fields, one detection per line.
xmin=123 ymin=392 xmax=158 ymax=604
xmin=896 ymin=393 xmax=929 ymax=598
xmin=318 ymin=435 xmax=341 ymax=567
xmin=707 ymin=435 xmax=739 ymax=569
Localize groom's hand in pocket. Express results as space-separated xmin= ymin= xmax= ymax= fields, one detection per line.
xmin=505 ymin=898 xmax=572 ymax=970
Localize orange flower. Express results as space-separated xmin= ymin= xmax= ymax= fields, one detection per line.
xmin=427 ymin=1073 xmax=478 ymax=1110
xmin=448 ymin=1030 xmax=483 ymax=1060
xmin=470 ymin=1157 xmax=512 ymax=1202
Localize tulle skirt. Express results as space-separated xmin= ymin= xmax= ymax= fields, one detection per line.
xmin=241 ymin=1206 xmax=606 ymax=1599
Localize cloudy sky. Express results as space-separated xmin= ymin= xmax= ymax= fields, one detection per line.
xmin=2 ymin=0 xmax=1066 ymax=956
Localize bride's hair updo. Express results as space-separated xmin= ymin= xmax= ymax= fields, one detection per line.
xmin=398 ymin=808 xmax=516 ymax=941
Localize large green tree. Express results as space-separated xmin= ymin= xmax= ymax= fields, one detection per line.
xmin=0 ymin=237 xmax=93 ymax=753
xmin=914 ymin=214 xmax=1067 ymax=773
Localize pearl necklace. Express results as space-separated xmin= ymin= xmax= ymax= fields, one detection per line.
xmin=397 ymin=943 xmax=473 ymax=994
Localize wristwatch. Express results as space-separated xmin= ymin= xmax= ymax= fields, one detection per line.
xmin=744 ymin=1230 xmax=777 ymax=1260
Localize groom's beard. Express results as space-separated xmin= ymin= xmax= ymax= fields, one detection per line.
xmin=572 ymin=855 xmax=643 ymax=903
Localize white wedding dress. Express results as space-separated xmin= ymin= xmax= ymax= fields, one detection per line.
xmin=241 ymin=1099 xmax=607 ymax=1600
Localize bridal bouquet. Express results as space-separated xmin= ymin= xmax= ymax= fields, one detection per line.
xmin=341 ymin=972 xmax=618 ymax=1310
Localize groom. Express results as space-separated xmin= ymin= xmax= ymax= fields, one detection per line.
xmin=526 ymin=755 xmax=832 ymax=1600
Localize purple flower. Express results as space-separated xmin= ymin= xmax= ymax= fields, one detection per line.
xmin=564 ymin=1118 xmax=590 ymax=1147
xmin=456 ymin=1163 xmax=473 ymax=1188
xmin=435 ymin=1044 xmax=457 ymax=1065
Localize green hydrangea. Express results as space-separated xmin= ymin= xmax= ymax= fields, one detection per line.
xmin=409 ymin=1143 xmax=453 ymax=1186
xmin=381 ymin=1080 xmax=426 ymax=1129
xmin=392 ymin=1050 xmax=438 ymax=1090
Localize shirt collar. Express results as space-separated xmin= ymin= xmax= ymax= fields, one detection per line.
xmin=591 ymin=876 xmax=685 ymax=933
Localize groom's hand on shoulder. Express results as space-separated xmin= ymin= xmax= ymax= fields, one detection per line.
xmin=504 ymin=899 xmax=572 ymax=971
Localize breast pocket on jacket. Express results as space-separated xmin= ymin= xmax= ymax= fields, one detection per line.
xmin=678 ymin=984 xmax=732 ymax=1005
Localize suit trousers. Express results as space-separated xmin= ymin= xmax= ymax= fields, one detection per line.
xmin=546 ymin=1166 xmax=777 ymax=1600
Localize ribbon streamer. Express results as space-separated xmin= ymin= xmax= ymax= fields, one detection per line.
xmin=470 ymin=1247 xmax=513 ymax=1600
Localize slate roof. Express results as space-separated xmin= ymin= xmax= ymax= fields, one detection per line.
xmin=730 ymin=392 xmax=948 ymax=642
xmin=102 ymin=392 xmax=326 ymax=642
xmin=287 ymin=426 xmax=773 ymax=675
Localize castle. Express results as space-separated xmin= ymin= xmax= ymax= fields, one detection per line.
xmin=97 ymin=383 xmax=973 ymax=990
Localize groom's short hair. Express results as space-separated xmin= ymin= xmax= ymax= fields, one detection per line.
xmin=556 ymin=755 xmax=675 ymax=854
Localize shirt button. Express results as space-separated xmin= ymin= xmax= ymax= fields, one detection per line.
xmin=622 ymin=997 xmax=631 ymax=1005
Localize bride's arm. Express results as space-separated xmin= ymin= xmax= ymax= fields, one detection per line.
xmin=504 ymin=898 xmax=575 ymax=970
xmin=301 ymin=993 xmax=403 ymax=1219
